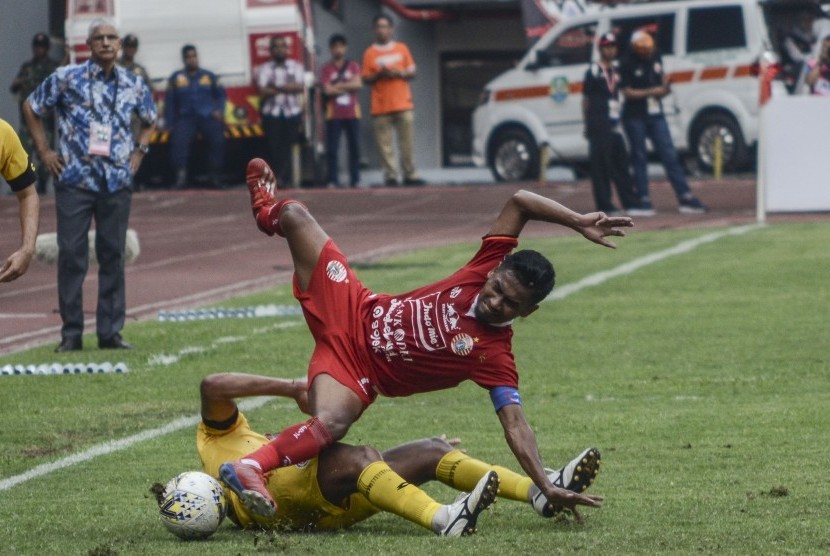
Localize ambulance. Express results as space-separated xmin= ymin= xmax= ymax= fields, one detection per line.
xmin=473 ymin=0 xmax=823 ymax=181
xmin=64 ymin=0 xmax=320 ymax=185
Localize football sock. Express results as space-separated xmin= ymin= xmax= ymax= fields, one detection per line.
xmin=436 ymin=449 xmax=532 ymax=503
xmin=243 ymin=417 xmax=332 ymax=471
xmin=357 ymin=461 xmax=442 ymax=532
xmin=257 ymin=199 xmax=306 ymax=237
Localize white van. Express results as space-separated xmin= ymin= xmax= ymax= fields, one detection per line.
xmin=473 ymin=0 xmax=816 ymax=181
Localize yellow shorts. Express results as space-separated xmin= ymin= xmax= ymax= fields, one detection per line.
xmin=196 ymin=412 xmax=378 ymax=530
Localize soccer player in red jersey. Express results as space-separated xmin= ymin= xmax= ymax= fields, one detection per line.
xmin=221 ymin=158 xmax=631 ymax=522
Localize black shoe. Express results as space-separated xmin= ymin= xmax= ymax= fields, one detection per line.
xmin=384 ymin=178 xmax=399 ymax=187
xmin=98 ymin=333 xmax=133 ymax=350
xmin=403 ymin=177 xmax=426 ymax=186
xmin=55 ymin=337 xmax=83 ymax=353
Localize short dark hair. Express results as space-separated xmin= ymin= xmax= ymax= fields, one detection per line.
xmin=181 ymin=44 xmax=196 ymax=58
xmin=500 ymin=250 xmax=556 ymax=305
xmin=373 ymin=14 xmax=394 ymax=27
xmin=329 ymin=34 xmax=347 ymax=47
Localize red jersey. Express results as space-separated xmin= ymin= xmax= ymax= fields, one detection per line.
xmin=361 ymin=236 xmax=519 ymax=397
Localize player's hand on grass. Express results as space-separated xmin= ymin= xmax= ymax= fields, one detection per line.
xmin=577 ymin=212 xmax=633 ymax=249
xmin=544 ymin=485 xmax=604 ymax=524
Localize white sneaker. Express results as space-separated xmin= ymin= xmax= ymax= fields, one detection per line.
xmin=439 ymin=470 xmax=499 ymax=537
xmin=531 ymin=447 xmax=601 ymax=518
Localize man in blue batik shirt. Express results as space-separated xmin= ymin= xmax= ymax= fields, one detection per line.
xmin=24 ymin=18 xmax=157 ymax=353
xmin=164 ymin=44 xmax=226 ymax=189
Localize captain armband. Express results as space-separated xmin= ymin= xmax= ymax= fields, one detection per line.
xmin=489 ymin=386 xmax=522 ymax=412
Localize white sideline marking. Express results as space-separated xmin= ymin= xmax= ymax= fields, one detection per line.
xmin=0 ymin=225 xmax=760 ymax=493
xmin=0 ymin=397 xmax=274 ymax=492
xmin=545 ymin=224 xmax=761 ymax=302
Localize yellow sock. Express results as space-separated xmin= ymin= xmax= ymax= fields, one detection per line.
xmin=357 ymin=461 xmax=442 ymax=531
xmin=436 ymin=449 xmax=533 ymax=502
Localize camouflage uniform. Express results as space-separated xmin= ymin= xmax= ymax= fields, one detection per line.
xmin=13 ymin=56 xmax=60 ymax=192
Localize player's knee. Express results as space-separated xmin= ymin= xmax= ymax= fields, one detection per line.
xmin=352 ymin=445 xmax=383 ymax=469
xmin=423 ymin=436 xmax=454 ymax=459
xmin=317 ymin=416 xmax=351 ymax=442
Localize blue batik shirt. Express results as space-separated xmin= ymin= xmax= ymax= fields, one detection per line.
xmin=27 ymin=60 xmax=157 ymax=193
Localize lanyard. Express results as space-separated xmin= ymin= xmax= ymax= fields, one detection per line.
xmin=87 ymin=65 xmax=119 ymax=123
xmin=599 ymin=63 xmax=616 ymax=96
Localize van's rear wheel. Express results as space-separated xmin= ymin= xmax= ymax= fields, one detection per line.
xmin=489 ymin=128 xmax=539 ymax=182
xmin=691 ymin=113 xmax=748 ymax=173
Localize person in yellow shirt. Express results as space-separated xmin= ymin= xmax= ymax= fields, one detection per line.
xmin=195 ymin=372 xmax=600 ymax=535
xmin=361 ymin=15 xmax=425 ymax=187
xmin=0 ymin=118 xmax=39 ymax=283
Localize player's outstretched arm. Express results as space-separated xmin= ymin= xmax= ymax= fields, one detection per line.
xmin=497 ymin=404 xmax=602 ymax=522
xmin=487 ymin=190 xmax=633 ymax=248
xmin=200 ymin=373 xmax=309 ymax=423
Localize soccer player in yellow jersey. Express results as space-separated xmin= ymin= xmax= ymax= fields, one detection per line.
xmin=0 ymin=118 xmax=39 ymax=283
xmin=194 ymin=372 xmax=600 ymax=535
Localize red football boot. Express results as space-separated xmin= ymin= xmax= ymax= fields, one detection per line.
xmin=246 ymin=158 xmax=278 ymax=236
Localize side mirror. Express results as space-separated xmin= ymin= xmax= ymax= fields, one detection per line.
xmin=526 ymin=50 xmax=551 ymax=71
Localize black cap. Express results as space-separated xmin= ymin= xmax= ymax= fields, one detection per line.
xmin=122 ymin=34 xmax=139 ymax=47
xmin=32 ymin=33 xmax=50 ymax=48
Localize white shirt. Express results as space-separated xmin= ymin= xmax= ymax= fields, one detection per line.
xmin=256 ymin=58 xmax=305 ymax=118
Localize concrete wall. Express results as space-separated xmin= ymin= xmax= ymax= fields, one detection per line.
xmin=0 ymin=0 xmax=52 ymax=131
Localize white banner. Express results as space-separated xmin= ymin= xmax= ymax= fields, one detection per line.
xmin=759 ymin=96 xmax=830 ymax=213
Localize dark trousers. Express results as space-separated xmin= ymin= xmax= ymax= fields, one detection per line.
xmin=262 ymin=114 xmax=301 ymax=186
xmin=623 ymin=115 xmax=691 ymax=202
xmin=170 ymin=116 xmax=226 ymax=174
xmin=587 ymin=128 xmax=639 ymax=211
xmin=55 ymin=185 xmax=132 ymax=341
xmin=325 ymin=118 xmax=361 ymax=187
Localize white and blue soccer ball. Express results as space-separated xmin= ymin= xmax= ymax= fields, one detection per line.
xmin=159 ymin=471 xmax=227 ymax=540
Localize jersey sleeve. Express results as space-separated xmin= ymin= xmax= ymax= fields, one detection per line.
xmin=463 ymin=236 xmax=518 ymax=276
xmin=401 ymin=44 xmax=416 ymax=71
xmin=0 ymin=120 xmax=36 ymax=191
xmin=472 ymin=348 xmax=519 ymax=390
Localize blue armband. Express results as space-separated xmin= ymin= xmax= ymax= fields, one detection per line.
xmin=490 ymin=386 xmax=522 ymax=412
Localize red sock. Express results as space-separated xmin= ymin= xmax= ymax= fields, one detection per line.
xmin=257 ymin=199 xmax=306 ymax=237
xmin=243 ymin=417 xmax=333 ymax=471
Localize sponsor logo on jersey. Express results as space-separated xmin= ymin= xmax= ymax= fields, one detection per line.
xmin=449 ymin=286 xmax=462 ymax=299
xmin=409 ymin=293 xmax=446 ymax=352
xmin=442 ymin=303 xmax=460 ymax=332
xmin=326 ymin=260 xmax=347 ymax=283
xmin=369 ymin=298 xmax=413 ymax=363
xmin=450 ymin=333 xmax=474 ymax=356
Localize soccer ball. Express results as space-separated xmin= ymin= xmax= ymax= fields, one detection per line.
xmin=159 ymin=471 xmax=227 ymax=540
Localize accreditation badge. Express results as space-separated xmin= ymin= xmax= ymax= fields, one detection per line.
xmin=608 ymin=99 xmax=621 ymax=120
xmin=88 ymin=121 xmax=113 ymax=156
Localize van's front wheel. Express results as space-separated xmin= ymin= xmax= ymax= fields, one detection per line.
xmin=489 ymin=128 xmax=539 ymax=182
xmin=691 ymin=113 xmax=748 ymax=173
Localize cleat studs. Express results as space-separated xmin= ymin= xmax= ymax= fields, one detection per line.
xmin=581 ymin=485 xmax=587 ymax=491
xmin=574 ymin=475 xmax=580 ymax=482
xmin=577 ymin=466 xmax=582 ymax=472
xmin=582 ymin=458 xmax=588 ymax=464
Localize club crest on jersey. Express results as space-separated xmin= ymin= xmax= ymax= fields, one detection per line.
xmin=450 ymin=333 xmax=474 ymax=356
xmin=326 ymin=260 xmax=347 ymax=283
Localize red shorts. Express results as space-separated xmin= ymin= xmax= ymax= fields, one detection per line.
xmin=293 ymin=239 xmax=378 ymax=406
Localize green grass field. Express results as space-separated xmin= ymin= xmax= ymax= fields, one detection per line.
xmin=1 ymin=222 xmax=828 ymax=555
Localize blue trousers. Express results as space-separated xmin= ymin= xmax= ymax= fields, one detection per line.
xmin=170 ymin=116 xmax=226 ymax=173
xmin=623 ymin=115 xmax=691 ymax=201
xmin=325 ymin=118 xmax=361 ymax=187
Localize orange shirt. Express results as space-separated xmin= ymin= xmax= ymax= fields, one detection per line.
xmin=361 ymin=41 xmax=415 ymax=115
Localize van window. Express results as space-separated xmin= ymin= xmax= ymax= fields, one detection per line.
xmin=541 ymin=21 xmax=598 ymax=66
xmin=611 ymin=14 xmax=675 ymax=57
xmin=687 ymin=5 xmax=746 ymax=52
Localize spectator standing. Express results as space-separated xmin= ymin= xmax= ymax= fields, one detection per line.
xmin=320 ymin=34 xmax=362 ymax=188
xmin=805 ymin=34 xmax=830 ymax=96
xmin=256 ymin=36 xmax=306 ymax=188
xmin=582 ymin=33 xmax=645 ymax=216
xmin=10 ymin=33 xmax=60 ymax=194
xmin=165 ymin=45 xmax=226 ymax=188
xmin=362 ymin=14 xmax=425 ymax=187
xmin=24 ymin=19 xmax=156 ymax=352
xmin=620 ymin=31 xmax=707 ymax=215
xmin=118 ymin=34 xmax=151 ymax=88
xmin=0 ymin=118 xmax=39 ymax=283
